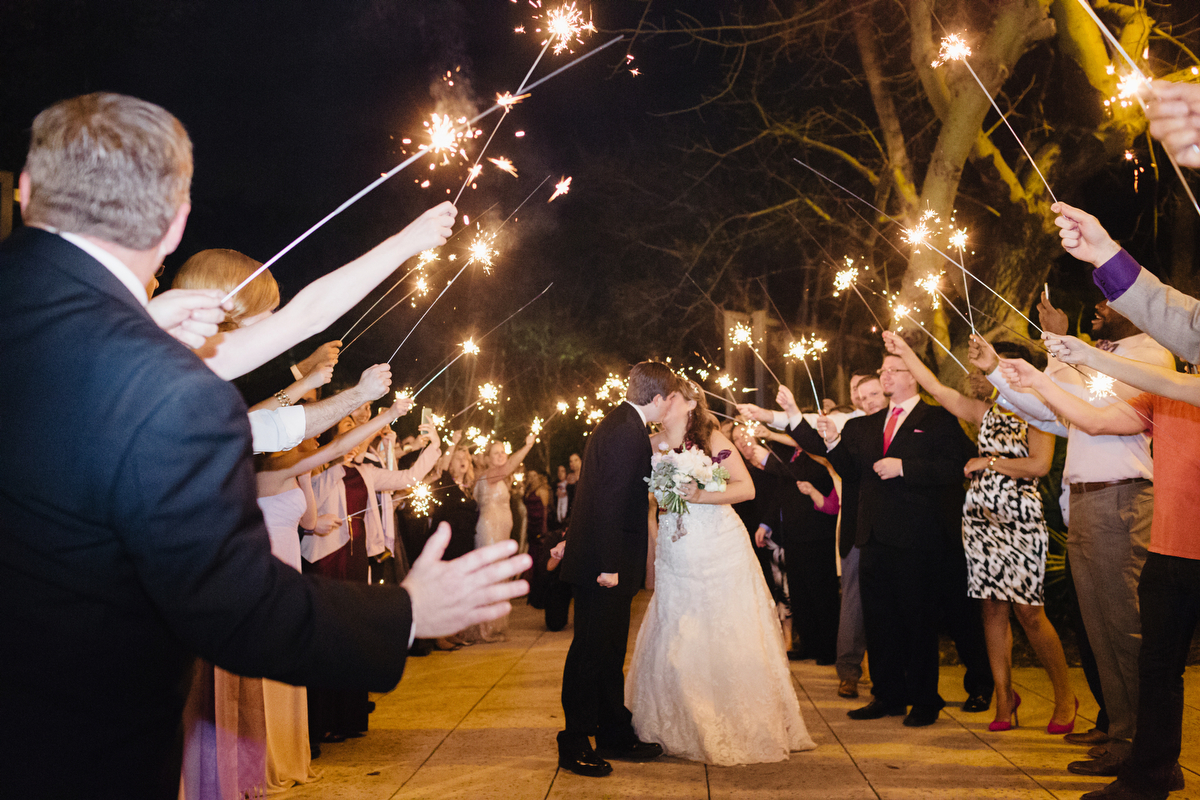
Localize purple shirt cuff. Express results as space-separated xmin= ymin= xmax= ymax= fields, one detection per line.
xmin=1092 ymin=249 xmax=1142 ymax=302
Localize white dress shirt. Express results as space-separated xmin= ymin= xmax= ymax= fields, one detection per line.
xmin=248 ymin=406 xmax=306 ymax=453
xmin=769 ymin=408 xmax=861 ymax=433
xmin=59 ymin=232 xmax=148 ymax=307
xmin=987 ymin=332 xmax=1172 ymax=486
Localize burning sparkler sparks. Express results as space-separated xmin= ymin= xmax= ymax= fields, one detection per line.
xmin=949 ymin=228 xmax=969 ymax=251
xmin=466 ymin=233 xmax=497 ymax=273
xmin=834 ymin=266 xmax=858 ymax=296
xmin=496 ymin=91 xmax=530 ymax=109
xmin=931 ymin=33 xmax=972 ymax=67
xmin=902 ymin=221 xmax=933 ymax=252
xmin=466 ymin=426 xmax=481 ymax=441
xmin=408 ymin=483 xmax=439 ymax=517
xmin=716 ymin=374 xmax=734 ymax=391
xmin=414 ymin=276 xmax=429 ymax=297
xmin=473 ymin=434 xmax=491 ymax=450
xmin=730 ymin=323 xmax=754 ymax=346
xmin=556 ymin=401 xmax=569 ymax=414
xmin=420 ymin=113 xmax=474 ymax=166
xmin=478 ymin=382 xmax=500 ymax=406
xmin=916 ymin=272 xmax=944 ymax=309
xmin=462 ymin=338 xmax=480 ymax=355
xmin=488 ymin=156 xmax=519 ymax=177
xmin=394 ymin=388 xmax=413 ymax=402
xmin=1087 ymin=373 xmax=1116 ymax=401
xmin=531 ymin=417 xmax=544 ymax=437
xmin=542 ymin=2 xmax=596 ymax=55
xmin=548 ymin=176 xmax=572 ymax=202
xmin=417 ymin=249 xmax=439 ymax=268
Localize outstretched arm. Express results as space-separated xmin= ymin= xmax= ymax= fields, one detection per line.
xmin=498 ymin=433 xmax=536 ymax=477
xmin=274 ymin=397 xmax=413 ymax=479
xmin=1043 ymin=332 xmax=1199 ymax=406
xmin=301 ymin=364 xmax=393 ymax=440
xmin=249 ymin=358 xmax=334 ymax=412
xmin=883 ymin=331 xmax=987 ymax=425
xmin=201 ymin=203 xmax=457 ymax=380
xmin=998 ymin=358 xmax=1145 ymax=436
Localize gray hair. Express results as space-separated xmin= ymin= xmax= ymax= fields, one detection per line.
xmin=24 ymin=93 xmax=192 ymax=250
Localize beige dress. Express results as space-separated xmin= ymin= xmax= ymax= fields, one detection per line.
xmin=462 ymin=476 xmax=514 ymax=642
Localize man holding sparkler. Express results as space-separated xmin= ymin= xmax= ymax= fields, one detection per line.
xmin=0 ymin=93 xmax=530 ymax=798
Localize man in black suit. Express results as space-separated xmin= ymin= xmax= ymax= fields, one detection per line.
xmin=792 ymin=352 xmax=975 ymax=727
xmin=0 ymin=93 xmax=529 ymax=799
xmin=555 ymin=362 xmax=679 ymax=777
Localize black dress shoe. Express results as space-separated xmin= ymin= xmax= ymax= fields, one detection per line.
xmin=595 ymin=738 xmax=664 ymax=761
xmin=903 ymin=705 xmax=941 ymax=727
xmin=961 ymin=694 xmax=991 ymax=713
xmin=847 ymin=699 xmax=907 ymax=720
xmin=1069 ymin=751 xmax=1126 ymax=777
xmin=558 ymin=749 xmax=613 ymax=777
xmin=1080 ymin=779 xmax=1169 ymax=800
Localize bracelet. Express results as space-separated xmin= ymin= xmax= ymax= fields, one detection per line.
xmin=275 ymin=390 xmax=292 ymax=408
xmin=988 ymin=456 xmax=998 ymax=470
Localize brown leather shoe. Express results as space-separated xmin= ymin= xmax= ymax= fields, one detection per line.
xmin=1080 ymin=778 xmax=1169 ymax=800
xmin=1068 ymin=751 xmax=1126 ymax=777
xmin=1065 ymin=728 xmax=1111 ymax=746
xmin=838 ymin=679 xmax=859 ymax=698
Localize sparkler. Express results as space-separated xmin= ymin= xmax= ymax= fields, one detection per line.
xmin=931 ymin=34 xmax=1058 ymax=204
xmin=915 ymin=272 xmax=943 ymax=310
xmin=410 ymin=339 xmax=481 ymax=400
xmin=341 ymin=281 xmax=424 ymax=352
xmin=730 ymin=322 xmax=784 ymax=385
xmin=220 ymin=35 xmax=624 ymax=303
xmin=478 ymin=382 xmax=500 ymax=407
xmin=785 ymin=336 xmax=826 ymax=409
xmin=548 ymin=176 xmax=572 ymax=202
xmin=488 ymin=156 xmax=519 ymax=177
xmin=834 ymin=258 xmax=887 ymax=329
xmin=407 ymin=483 xmax=439 ymax=517
xmin=531 ymin=417 xmax=544 ymax=437
xmin=1087 ymin=373 xmax=1116 ymax=402
xmin=465 ymin=232 xmax=497 ymax=274
xmin=892 ymin=304 xmax=970 ymax=373
xmin=949 ymin=227 xmax=975 ymax=331
xmin=338 ymin=263 xmax=423 ymax=343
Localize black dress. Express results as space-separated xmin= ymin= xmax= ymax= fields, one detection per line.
xmin=431 ymin=474 xmax=478 ymax=562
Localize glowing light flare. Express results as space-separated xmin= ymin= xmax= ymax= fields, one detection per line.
xmin=548 ymin=176 xmax=572 ymax=202
xmin=466 ymin=233 xmax=497 ymax=274
xmin=415 ymin=276 xmax=429 ymax=296
xmin=916 ymin=272 xmax=944 ymax=309
xmin=931 ymin=33 xmax=972 ymax=67
xmin=715 ymin=375 xmax=734 ymax=390
xmin=420 ymin=113 xmax=474 ymax=166
xmin=408 ymin=483 xmax=439 ymax=517
xmin=586 ymin=409 xmax=604 ymax=424
xmin=394 ymin=388 xmax=413 ymax=402
xmin=1087 ymin=373 xmax=1116 ymax=401
xmin=488 ymin=156 xmax=519 ymax=177
xmin=949 ymin=228 xmax=969 ymax=251
xmin=531 ymin=417 xmax=544 ymax=437
xmin=417 ymin=249 xmax=439 ymax=267
xmin=543 ymin=2 xmax=596 ymax=55
xmin=473 ymin=434 xmax=490 ymax=449
xmin=496 ymin=91 xmax=530 ymax=109
xmin=430 ymin=413 xmax=445 ymax=428
xmin=902 ymin=221 xmax=933 ymax=251
xmin=730 ymin=323 xmax=754 ymax=346
xmin=834 ymin=267 xmax=858 ymax=296
xmin=576 ymin=397 xmax=587 ymax=413
xmin=465 ymin=426 xmax=481 ymax=441
xmin=462 ymin=338 xmax=480 ymax=355
xmin=478 ymin=383 xmax=500 ymax=406
xmin=556 ymin=401 xmax=569 ymax=414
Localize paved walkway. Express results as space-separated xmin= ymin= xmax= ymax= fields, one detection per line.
xmin=280 ymin=594 xmax=1200 ymax=800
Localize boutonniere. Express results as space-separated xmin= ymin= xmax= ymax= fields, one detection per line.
xmin=913 ymin=429 xmax=925 ymax=434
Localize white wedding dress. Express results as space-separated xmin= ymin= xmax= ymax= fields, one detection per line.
xmin=626 ymin=502 xmax=817 ymax=765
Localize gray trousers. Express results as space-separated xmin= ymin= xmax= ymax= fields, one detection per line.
xmin=1068 ymin=481 xmax=1153 ymax=743
xmin=835 ymin=545 xmax=867 ymax=683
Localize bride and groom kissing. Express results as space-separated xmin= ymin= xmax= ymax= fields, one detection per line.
xmin=554 ymin=361 xmax=815 ymax=777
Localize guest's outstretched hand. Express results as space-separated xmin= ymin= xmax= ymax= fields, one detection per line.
xmin=735 ymin=402 xmax=772 ymax=423
xmin=403 ymin=522 xmax=531 ymax=638
xmin=1052 ymin=202 xmax=1121 ymax=267
xmin=400 ymin=202 xmax=458 ymax=254
xmin=356 ymin=364 xmax=393 ymax=402
xmin=998 ymin=357 xmax=1042 ymax=390
xmin=815 ymin=415 xmax=838 ymax=445
xmin=298 ymin=341 xmax=341 ymax=375
xmin=1147 ymin=81 xmax=1200 ymax=168
xmin=968 ymin=334 xmax=998 ymax=372
xmin=1036 ymin=292 xmax=1069 ymax=336
xmin=775 ymin=385 xmax=799 ymax=416
xmin=1042 ymin=332 xmax=1094 ymax=366
xmin=881 ymin=330 xmax=910 ymax=357
xmin=147 ymin=288 xmax=228 ymax=349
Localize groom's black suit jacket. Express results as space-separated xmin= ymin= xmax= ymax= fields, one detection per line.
xmin=0 ymin=229 xmax=414 ymax=799
xmin=558 ymin=401 xmax=651 ymax=595
xmin=791 ymin=401 xmax=972 ymax=552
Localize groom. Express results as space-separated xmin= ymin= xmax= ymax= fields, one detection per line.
xmin=555 ymin=361 xmax=680 ymax=777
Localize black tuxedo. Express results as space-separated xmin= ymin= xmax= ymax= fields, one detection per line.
xmin=558 ymin=401 xmax=651 ymax=747
xmin=792 ymin=401 xmax=981 ymax=709
xmin=0 ymin=229 xmax=413 ymax=799
xmin=761 ymin=444 xmax=839 ymax=660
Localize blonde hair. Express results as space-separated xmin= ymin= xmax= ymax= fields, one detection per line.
xmin=173 ymin=249 xmax=279 ymax=331
xmin=24 ymin=93 xmax=192 ymax=250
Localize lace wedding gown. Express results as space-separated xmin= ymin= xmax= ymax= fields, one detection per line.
xmin=626 ymin=503 xmax=817 ymax=765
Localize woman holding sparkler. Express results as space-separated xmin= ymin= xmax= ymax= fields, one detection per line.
xmin=467 ymin=435 xmax=537 ymax=642
xmin=882 ymin=331 xmax=1077 ymax=733
xmin=625 ymin=381 xmax=815 ymax=765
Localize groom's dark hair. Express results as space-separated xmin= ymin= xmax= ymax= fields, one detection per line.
xmin=626 ymin=361 xmax=680 ymax=405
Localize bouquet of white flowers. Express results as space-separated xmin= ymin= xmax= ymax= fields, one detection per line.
xmin=645 ymin=442 xmax=732 ymax=517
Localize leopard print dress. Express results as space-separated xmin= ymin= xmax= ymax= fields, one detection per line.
xmin=962 ymin=405 xmax=1049 ymax=605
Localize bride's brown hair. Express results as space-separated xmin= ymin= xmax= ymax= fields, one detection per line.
xmin=680 ymin=380 xmax=719 ymax=455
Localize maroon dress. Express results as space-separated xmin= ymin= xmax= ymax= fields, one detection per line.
xmin=302 ymin=466 xmax=370 ymax=739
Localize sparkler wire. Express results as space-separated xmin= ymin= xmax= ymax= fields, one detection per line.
xmin=221 ymin=35 xmax=623 ymax=303
xmin=342 ymin=284 xmax=421 ymax=352
xmin=387 ymin=262 xmax=468 ymax=364
xmin=897 ymin=311 xmax=970 ymax=373
xmin=339 ymin=265 xmax=420 ymax=342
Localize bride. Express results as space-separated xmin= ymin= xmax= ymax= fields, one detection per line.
xmin=625 ymin=380 xmax=816 ymax=765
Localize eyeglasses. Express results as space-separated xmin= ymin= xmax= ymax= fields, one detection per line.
xmin=879 ymin=368 xmax=910 ymax=375
xmin=154 ymin=264 xmax=166 ymax=278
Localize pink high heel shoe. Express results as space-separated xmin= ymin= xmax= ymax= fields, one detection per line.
xmin=988 ymin=691 xmax=1021 ymax=732
xmin=1047 ymin=698 xmax=1078 ymax=735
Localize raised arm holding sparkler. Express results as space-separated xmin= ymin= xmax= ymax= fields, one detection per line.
xmin=196 ymin=202 xmax=456 ymax=380
xmin=882 ymin=331 xmax=989 ymax=425
xmin=1042 ymin=332 xmax=1200 ymax=407
xmin=998 ymin=358 xmax=1145 ymax=436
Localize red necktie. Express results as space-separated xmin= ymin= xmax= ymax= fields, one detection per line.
xmin=882 ymin=406 xmax=903 ymax=453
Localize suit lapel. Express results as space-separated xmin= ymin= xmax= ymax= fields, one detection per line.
xmin=887 ymin=401 xmax=929 ymax=452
